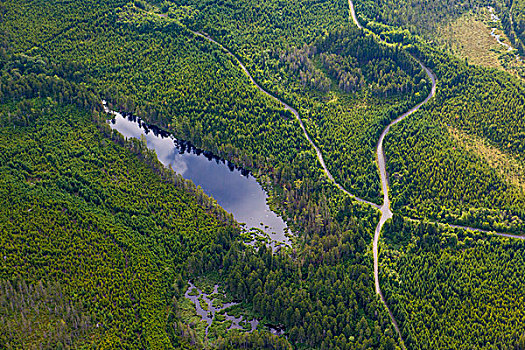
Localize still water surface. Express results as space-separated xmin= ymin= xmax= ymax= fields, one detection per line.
xmin=104 ymin=104 xmax=289 ymax=245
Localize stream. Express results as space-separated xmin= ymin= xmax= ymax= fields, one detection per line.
xmin=488 ymin=7 xmax=523 ymax=62
xmin=184 ymin=282 xmax=285 ymax=337
xmin=184 ymin=282 xmax=257 ymax=336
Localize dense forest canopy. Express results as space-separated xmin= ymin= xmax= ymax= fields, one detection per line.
xmin=180 ymin=0 xmax=431 ymax=203
xmin=349 ymin=5 xmax=525 ymax=232
xmin=1 ymin=0 xmax=525 ymax=349
xmin=353 ymin=0 xmax=525 ymax=57
xmin=380 ymin=216 xmax=525 ymax=349
xmin=0 ymin=0 xmax=401 ymax=348
xmin=0 ymin=53 xmax=240 ymax=347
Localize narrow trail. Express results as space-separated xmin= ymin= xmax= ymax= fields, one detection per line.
xmin=347 ymin=2 xmax=525 ymax=347
xmin=346 ymin=1 xmax=437 ymax=346
xmin=191 ymin=30 xmax=380 ymax=209
xmin=372 ymin=59 xmax=436 ymax=349
xmin=190 ymin=10 xmax=525 ymax=348
xmin=408 ymin=218 xmax=525 ymax=240
xmin=192 ymin=25 xmax=422 ymax=345
xmin=348 ymin=0 xmax=362 ymax=29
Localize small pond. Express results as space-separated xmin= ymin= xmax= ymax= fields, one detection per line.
xmin=104 ymin=102 xmax=290 ymax=246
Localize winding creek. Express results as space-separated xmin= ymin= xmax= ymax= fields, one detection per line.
xmin=184 ymin=282 xmax=257 ymax=336
xmin=117 ymin=3 xmax=525 ymax=344
xmin=488 ymin=7 xmax=523 ymax=62
xmin=191 ymin=10 xmax=525 ymax=345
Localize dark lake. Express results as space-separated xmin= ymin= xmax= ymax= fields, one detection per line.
xmin=104 ymin=104 xmax=290 ymax=246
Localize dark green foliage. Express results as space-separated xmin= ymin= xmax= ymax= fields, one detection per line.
xmin=0 ymin=54 xmax=237 ymax=347
xmin=508 ymin=0 xmax=525 ymax=54
xmin=381 ymin=216 xmax=525 ymax=349
xmin=0 ymin=0 xmax=310 ymax=173
xmin=215 ymin=331 xmax=292 ymax=350
xmin=183 ymin=0 xmax=430 ymax=203
xmin=353 ymin=0 xmax=491 ymax=36
xmin=0 ymin=1 xmax=405 ymax=348
xmin=344 ymin=9 xmax=525 ymax=232
xmin=2 ymin=0 xmax=525 ymax=349
xmin=0 ymin=0 xmax=429 ymax=204
xmin=217 ymin=221 xmax=400 ymax=350
xmin=0 ymin=99 xmax=236 ymax=347
xmin=382 ymin=38 xmax=525 ymax=232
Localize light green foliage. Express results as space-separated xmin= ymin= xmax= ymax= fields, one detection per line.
xmin=381 ymin=216 xmax=525 ymax=349
xmin=2 ymin=0 xmax=525 ymax=349
xmin=183 ymin=0 xmax=430 ymax=202
xmin=381 ymin=36 xmax=525 ymax=232
xmin=0 ymin=54 xmax=236 ymax=347
xmin=354 ymin=0 xmax=491 ymax=36
xmin=0 ymin=280 xmax=93 ymax=349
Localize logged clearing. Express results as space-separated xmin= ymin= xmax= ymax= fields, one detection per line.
xmin=438 ymin=12 xmax=502 ymax=68
xmin=449 ymin=127 xmax=525 ymax=194
xmin=438 ymin=9 xmax=525 ymax=76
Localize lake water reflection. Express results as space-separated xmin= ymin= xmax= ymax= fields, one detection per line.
xmin=104 ymin=104 xmax=290 ymax=246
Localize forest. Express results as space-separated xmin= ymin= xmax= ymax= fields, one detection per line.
xmin=180 ymin=0 xmax=432 ymax=203
xmin=353 ymin=0 xmax=490 ymax=35
xmin=0 ymin=0 xmax=431 ymax=203
xmin=353 ymin=0 xmax=525 ymax=56
xmin=348 ymin=7 xmax=525 ymax=232
xmin=0 ymin=50 xmax=259 ymax=349
xmin=500 ymin=0 xmax=525 ymax=55
xmin=0 ymin=0 xmax=400 ymax=348
xmin=0 ymin=49 xmax=398 ymax=348
xmin=350 ymin=1 xmax=525 ymax=347
xmin=380 ymin=216 xmax=525 ymax=349
xmin=1 ymin=0 xmax=525 ymax=349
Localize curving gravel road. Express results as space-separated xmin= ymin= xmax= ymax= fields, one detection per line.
xmin=348 ymin=0 xmax=362 ymax=29
xmin=191 ymin=10 xmax=525 ymax=348
xmin=372 ymin=58 xmax=437 ymax=348
xmin=346 ymin=1 xmax=437 ymax=346
xmin=346 ymin=2 xmax=525 ymax=346
xmin=191 ymin=30 xmax=380 ymax=209
xmin=191 ymin=24 xmax=428 ymax=348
